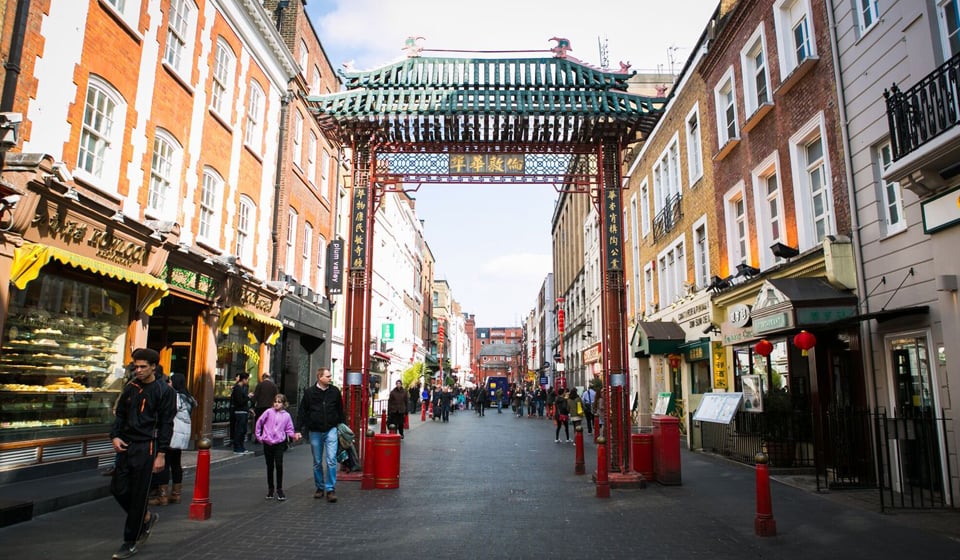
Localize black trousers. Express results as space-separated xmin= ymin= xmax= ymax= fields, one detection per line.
xmin=111 ymin=441 xmax=155 ymax=543
xmin=263 ymin=442 xmax=286 ymax=490
xmin=387 ymin=412 xmax=405 ymax=436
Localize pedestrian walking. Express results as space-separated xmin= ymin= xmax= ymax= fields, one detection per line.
xmin=296 ymin=367 xmax=345 ymax=503
xmin=495 ymin=386 xmax=503 ymax=413
xmin=581 ymin=384 xmax=596 ymax=434
xmin=475 ymin=385 xmax=486 ymax=416
xmin=231 ymin=373 xmax=252 ymax=454
xmin=166 ymin=373 xmax=196 ymax=505
xmin=554 ymin=388 xmax=571 ymax=443
xmin=108 ymin=348 xmax=175 ymax=560
xmin=255 ymin=394 xmax=300 ymax=501
xmin=251 ymin=372 xmax=279 ymax=425
xmin=388 ymin=380 xmax=408 ymax=438
xmin=439 ymin=386 xmax=453 ymax=422
xmin=545 ymin=386 xmax=556 ymax=420
xmin=568 ymin=388 xmax=584 ymax=432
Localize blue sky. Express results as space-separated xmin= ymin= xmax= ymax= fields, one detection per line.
xmin=304 ymin=0 xmax=718 ymax=326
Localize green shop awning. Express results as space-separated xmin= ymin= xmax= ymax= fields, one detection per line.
xmin=631 ymin=321 xmax=686 ymax=357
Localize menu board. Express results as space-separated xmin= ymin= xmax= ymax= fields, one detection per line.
xmin=692 ymin=392 xmax=743 ymax=424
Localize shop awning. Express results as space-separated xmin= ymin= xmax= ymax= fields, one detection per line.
xmin=631 ymin=321 xmax=686 ymax=357
xmin=751 ymin=277 xmax=858 ymax=335
xmin=371 ymin=350 xmax=391 ymax=362
xmin=218 ymin=306 xmax=283 ymax=345
xmin=10 ymin=242 xmax=169 ymax=315
xmin=825 ymin=305 xmax=929 ymax=328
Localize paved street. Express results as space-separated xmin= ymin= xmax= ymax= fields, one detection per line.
xmin=2 ymin=408 xmax=959 ymax=559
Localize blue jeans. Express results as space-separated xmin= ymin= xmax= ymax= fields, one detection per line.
xmin=309 ymin=428 xmax=339 ymax=492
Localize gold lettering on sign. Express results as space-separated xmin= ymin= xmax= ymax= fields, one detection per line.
xmin=33 ymin=210 xmax=147 ymax=266
xmin=237 ymin=287 xmax=272 ymax=313
xmin=88 ymin=230 xmax=146 ymax=266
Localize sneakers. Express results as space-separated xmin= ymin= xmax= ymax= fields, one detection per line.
xmin=325 ymin=490 xmax=337 ymax=503
xmin=266 ymin=489 xmax=274 ymax=499
xmin=555 ymin=439 xmax=560 ymax=443
xmin=314 ymin=489 xmax=325 ymax=499
xmin=567 ymin=439 xmax=573 ymax=443
xmin=276 ymin=489 xmax=286 ymax=501
xmin=112 ymin=542 xmax=137 ymax=559
xmin=136 ymin=512 xmax=158 ymax=545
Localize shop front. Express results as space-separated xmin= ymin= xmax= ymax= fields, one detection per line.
xmin=274 ymin=290 xmax=331 ymax=409
xmin=0 ymin=155 xmax=170 ymax=476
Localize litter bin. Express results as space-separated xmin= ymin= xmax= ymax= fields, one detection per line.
xmin=652 ymin=414 xmax=681 ymax=485
xmin=631 ymin=432 xmax=654 ymax=481
xmin=373 ymin=433 xmax=401 ymax=489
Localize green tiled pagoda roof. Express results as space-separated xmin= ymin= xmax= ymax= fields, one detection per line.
xmin=307 ymin=57 xmax=666 ymax=144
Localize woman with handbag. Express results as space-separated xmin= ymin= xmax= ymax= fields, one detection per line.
xmin=554 ymin=388 xmax=571 ymax=443
xmin=166 ymin=373 xmax=196 ymax=504
xmin=255 ymin=394 xmax=301 ymax=501
xmin=568 ymin=388 xmax=585 ymax=431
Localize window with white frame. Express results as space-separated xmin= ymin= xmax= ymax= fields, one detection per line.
xmin=163 ymin=0 xmax=195 ymax=78
xmin=790 ymin=115 xmax=835 ymax=249
xmin=198 ymin=168 xmax=223 ymax=244
xmin=210 ymin=38 xmax=235 ymax=117
xmin=652 ymin=135 xmax=681 ymax=215
xmin=724 ymin=183 xmax=750 ymax=268
xmin=630 ymin=193 xmax=642 ymax=310
xmin=236 ymin=196 xmax=254 ymax=265
xmin=693 ymin=218 xmax=709 ymax=289
xmin=715 ymin=68 xmax=739 ymax=146
xmin=302 ymin=222 xmax=313 ymax=285
xmin=104 ymin=0 xmax=141 ymax=30
xmin=307 ymin=132 xmax=317 ymax=184
xmin=752 ymin=154 xmax=786 ymax=269
xmin=311 ymin=66 xmax=321 ymax=96
xmin=147 ymin=129 xmax=182 ymax=220
xmin=657 ymin=237 xmax=686 ymax=307
xmin=643 ymin=262 xmax=655 ymax=314
xmin=285 ymin=208 xmax=298 ymax=277
xmin=741 ymin=26 xmax=770 ymax=116
xmin=316 ymin=235 xmax=327 ymax=294
xmin=298 ymin=39 xmax=308 ymax=72
xmin=245 ymin=81 xmax=264 ymax=150
xmin=292 ymin=111 xmax=303 ymax=168
xmin=640 ymin=179 xmax=651 ymax=237
xmin=76 ymin=76 xmax=125 ymax=190
xmin=686 ymin=105 xmax=703 ymax=185
xmin=856 ymin=0 xmax=879 ymax=35
xmin=321 ymin=149 xmax=331 ymax=197
xmin=939 ymin=0 xmax=960 ymax=59
xmin=877 ymin=141 xmax=906 ymax=235
xmin=774 ymin=0 xmax=817 ymax=76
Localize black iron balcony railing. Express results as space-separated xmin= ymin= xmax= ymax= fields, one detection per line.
xmin=885 ymin=51 xmax=960 ymax=161
xmin=652 ymin=192 xmax=682 ymax=242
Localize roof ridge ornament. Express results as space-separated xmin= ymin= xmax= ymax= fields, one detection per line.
xmin=549 ymin=37 xmax=572 ymax=58
xmin=403 ymin=36 xmax=425 ymax=58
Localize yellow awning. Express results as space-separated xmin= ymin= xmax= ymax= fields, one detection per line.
xmin=10 ymin=243 xmax=169 ymax=315
xmin=218 ymin=306 xmax=283 ymax=345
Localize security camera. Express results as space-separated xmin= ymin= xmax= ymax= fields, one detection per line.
xmin=0 ymin=112 xmax=22 ymax=151
xmin=0 ymin=194 xmax=21 ymax=209
xmin=51 ymin=162 xmax=73 ymax=183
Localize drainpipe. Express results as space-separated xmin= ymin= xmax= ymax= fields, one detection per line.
xmin=826 ymin=3 xmax=878 ymax=409
xmin=1 ymin=0 xmax=31 ymax=112
xmin=270 ymin=90 xmax=292 ymax=281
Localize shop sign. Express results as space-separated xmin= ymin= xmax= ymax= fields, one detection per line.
xmin=34 ymin=210 xmax=147 ymax=267
xmin=921 ymin=185 xmax=960 ymax=234
xmin=728 ymin=303 xmax=752 ymax=328
xmin=683 ymin=340 xmax=709 ymax=362
xmin=603 ymin=184 xmax=623 ymax=271
xmin=753 ymin=312 xmax=790 ymax=334
xmin=583 ymin=342 xmax=601 ymax=364
xmin=235 ymin=286 xmax=272 ymax=313
xmin=349 ymin=185 xmax=369 ymax=270
xmin=796 ymin=306 xmax=856 ymax=324
xmin=712 ymin=341 xmax=727 ymax=390
xmin=326 ymin=239 xmax=343 ymax=294
xmin=448 ymin=153 xmax=525 ymax=175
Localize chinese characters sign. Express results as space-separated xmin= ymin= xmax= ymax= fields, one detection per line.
xmin=448 ymin=154 xmax=525 ymax=175
xmin=604 ymin=186 xmax=622 ymax=270
xmin=350 ymin=186 xmax=369 ymax=270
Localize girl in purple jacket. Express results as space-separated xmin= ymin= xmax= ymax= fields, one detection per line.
xmin=254 ymin=394 xmax=301 ymax=501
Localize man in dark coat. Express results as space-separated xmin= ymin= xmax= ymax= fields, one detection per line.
xmin=388 ymin=379 xmax=408 ymax=438
xmin=296 ymin=367 xmax=345 ymax=502
xmin=230 ymin=373 xmax=251 ymax=453
xmin=252 ymin=372 xmax=279 ymax=424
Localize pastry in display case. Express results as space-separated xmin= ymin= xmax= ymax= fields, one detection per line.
xmin=0 ymin=271 xmax=131 ymax=442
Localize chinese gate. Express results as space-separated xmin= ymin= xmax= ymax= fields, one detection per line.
xmin=309 ymin=43 xmax=666 ymax=486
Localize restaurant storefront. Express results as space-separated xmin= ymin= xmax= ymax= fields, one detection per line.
xmin=0 ymin=155 xmax=170 ymax=476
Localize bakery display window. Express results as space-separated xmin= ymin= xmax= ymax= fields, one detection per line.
xmin=0 ymin=270 xmax=130 ymax=442
xmin=214 ymin=323 xmax=261 ymax=398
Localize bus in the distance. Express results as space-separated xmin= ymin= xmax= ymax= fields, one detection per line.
xmin=485 ymin=376 xmax=509 ymax=408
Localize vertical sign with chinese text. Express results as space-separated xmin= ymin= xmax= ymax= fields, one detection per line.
xmin=712 ymin=341 xmax=728 ymax=390
xmin=349 ymin=185 xmax=368 ymax=270
xmin=604 ymin=186 xmax=622 ymax=271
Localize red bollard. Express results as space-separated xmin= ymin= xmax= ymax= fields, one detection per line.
xmin=420 ymin=399 xmax=427 ymax=422
xmin=593 ymin=416 xmax=600 ymax=443
xmin=380 ymin=409 xmax=387 ymax=434
xmin=574 ymin=424 xmax=585 ymax=475
xmin=595 ymin=436 xmax=610 ymax=498
xmin=404 ymin=412 xmax=409 ymax=430
xmin=189 ymin=437 xmax=213 ymax=520
xmin=754 ymin=452 xmax=777 ymax=536
xmin=362 ymin=428 xmax=376 ymax=490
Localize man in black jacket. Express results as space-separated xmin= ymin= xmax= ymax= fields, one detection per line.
xmin=296 ymin=367 xmax=345 ymax=502
xmin=109 ymin=347 xmax=175 ymax=559
xmin=231 ymin=373 xmax=251 ymax=454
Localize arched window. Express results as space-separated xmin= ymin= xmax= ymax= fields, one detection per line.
xmin=199 ymin=167 xmax=224 ymax=246
xmin=147 ymin=129 xmax=183 ymax=220
xmin=76 ymin=76 xmax=126 ymax=192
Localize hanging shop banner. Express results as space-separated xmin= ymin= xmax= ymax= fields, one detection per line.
xmin=712 ymin=341 xmax=728 ymax=390
xmin=326 ymin=239 xmax=344 ymax=294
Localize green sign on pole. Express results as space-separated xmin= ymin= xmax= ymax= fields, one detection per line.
xmin=381 ymin=323 xmax=395 ymax=341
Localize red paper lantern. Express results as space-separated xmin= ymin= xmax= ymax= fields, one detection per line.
xmin=754 ymin=339 xmax=773 ymax=357
xmin=793 ymin=330 xmax=817 ymax=356
xmin=668 ymin=354 xmax=681 ymax=369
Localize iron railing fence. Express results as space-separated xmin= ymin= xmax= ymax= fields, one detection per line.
xmin=873 ymin=410 xmax=955 ymax=511
xmin=885 ymin=51 xmax=960 ymax=160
